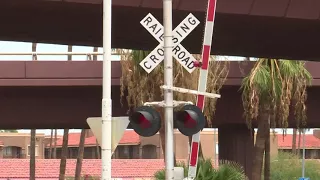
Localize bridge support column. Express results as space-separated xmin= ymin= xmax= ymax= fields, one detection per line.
xmin=218 ymin=124 xmax=253 ymax=179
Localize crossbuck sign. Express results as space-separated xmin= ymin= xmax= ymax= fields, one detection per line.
xmin=140 ymin=13 xmax=200 ymax=73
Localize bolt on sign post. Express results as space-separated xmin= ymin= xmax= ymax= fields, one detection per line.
xmin=188 ymin=0 xmax=218 ymax=178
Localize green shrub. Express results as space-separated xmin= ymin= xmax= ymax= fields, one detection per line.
xmin=154 ymin=159 xmax=247 ymax=180
xmin=269 ymin=151 xmax=320 ymax=180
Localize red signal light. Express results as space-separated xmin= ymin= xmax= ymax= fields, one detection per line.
xmin=175 ymin=105 xmax=206 ymax=136
xmin=129 ymin=106 xmax=161 ymax=137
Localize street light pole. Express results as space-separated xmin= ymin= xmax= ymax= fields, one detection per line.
xmin=102 ymin=0 xmax=112 ymax=179
xmin=163 ymin=0 xmax=174 ymax=179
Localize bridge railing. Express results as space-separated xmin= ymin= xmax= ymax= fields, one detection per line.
xmin=0 ymin=52 xmax=123 ymax=61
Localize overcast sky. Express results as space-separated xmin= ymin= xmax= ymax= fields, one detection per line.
xmin=0 ymin=41 xmax=313 ymax=135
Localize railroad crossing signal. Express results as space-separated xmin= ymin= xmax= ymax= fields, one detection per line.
xmin=140 ymin=13 xmax=200 ymax=74
xmin=129 ymin=104 xmax=206 ymax=137
xmin=129 ymin=106 xmax=161 ymax=137
xmin=175 ymin=104 xmax=206 ymax=136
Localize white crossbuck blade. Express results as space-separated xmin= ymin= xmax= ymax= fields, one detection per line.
xmin=140 ymin=13 xmax=200 ymax=74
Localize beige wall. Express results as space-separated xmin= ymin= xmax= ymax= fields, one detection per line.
xmin=139 ymin=130 xmax=279 ymax=159
xmin=0 ymin=133 xmax=45 ymax=159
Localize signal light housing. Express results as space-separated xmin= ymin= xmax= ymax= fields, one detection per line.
xmin=175 ymin=104 xmax=206 ymax=136
xmin=129 ymin=106 xmax=161 ymax=137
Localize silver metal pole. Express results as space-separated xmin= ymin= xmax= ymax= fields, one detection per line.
xmin=102 ymin=0 xmax=112 ymax=179
xmin=302 ymin=129 xmax=306 ymax=178
xmin=163 ymin=0 xmax=174 ymax=179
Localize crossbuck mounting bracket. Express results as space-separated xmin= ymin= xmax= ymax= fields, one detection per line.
xmin=144 ymin=100 xmax=193 ymax=108
xmin=160 ymin=85 xmax=221 ymax=99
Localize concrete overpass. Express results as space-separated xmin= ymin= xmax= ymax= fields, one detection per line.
xmin=1 ymin=60 xmax=319 ymax=178
xmin=1 ymin=0 xmax=320 ymax=60
xmin=0 ymin=60 xmax=319 ymax=129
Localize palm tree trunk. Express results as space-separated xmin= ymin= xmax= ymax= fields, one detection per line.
xmin=96 ymin=140 xmax=101 ymax=159
xmin=264 ymin=116 xmax=270 ymax=180
xmin=252 ymin=106 xmax=269 ymax=180
xmin=30 ymin=129 xmax=36 ymax=180
xmin=297 ymin=129 xmax=302 ymax=157
xmin=75 ymin=129 xmax=86 ymax=180
xmin=292 ymin=128 xmax=297 ymax=154
xmin=59 ymin=129 xmax=69 ymax=180
xmin=49 ymin=129 xmax=53 ymax=159
xmin=30 ymin=43 xmax=37 ymax=179
xmin=53 ymin=129 xmax=57 ymax=159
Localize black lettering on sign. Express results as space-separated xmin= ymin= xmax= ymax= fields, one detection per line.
xmin=159 ymin=34 xmax=164 ymax=42
xmin=155 ymin=28 xmax=161 ymax=35
xmin=178 ymin=51 xmax=186 ymax=59
xmin=172 ymin=37 xmax=179 ymax=44
xmin=176 ymin=31 xmax=183 ymax=38
xmin=180 ymin=23 xmax=190 ymax=33
xmin=187 ymin=60 xmax=194 ymax=69
xmin=143 ymin=17 xmax=152 ymax=26
xmin=157 ymin=48 xmax=164 ymax=56
xmin=143 ymin=61 xmax=152 ymax=69
xmin=149 ymin=24 xmax=159 ymax=33
xmin=172 ymin=46 xmax=181 ymax=55
xmin=150 ymin=55 xmax=159 ymax=64
xmin=181 ymin=57 xmax=194 ymax=70
xmin=188 ymin=17 xmax=197 ymax=25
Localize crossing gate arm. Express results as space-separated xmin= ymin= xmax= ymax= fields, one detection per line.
xmin=187 ymin=0 xmax=218 ymax=179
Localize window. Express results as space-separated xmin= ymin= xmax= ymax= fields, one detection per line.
xmin=3 ymin=147 xmax=12 ymax=156
xmin=117 ymin=145 xmax=134 ymax=159
xmin=142 ymin=145 xmax=157 ymax=159
xmin=27 ymin=145 xmax=39 ymax=156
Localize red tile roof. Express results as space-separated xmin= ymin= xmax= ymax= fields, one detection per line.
xmin=278 ymin=134 xmax=320 ymax=149
xmin=0 ymin=159 xmax=164 ymax=178
xmin=0 ymin=159 xmax=219 ymax=179
xmin=54 ymin=130 xmax=140 ymax=147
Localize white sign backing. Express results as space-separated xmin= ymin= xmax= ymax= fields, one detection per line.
xmin=139 ymin=13 xmax=200 ymax=73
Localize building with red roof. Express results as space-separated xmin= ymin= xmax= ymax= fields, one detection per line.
xmin=277 ymin=132 xmax=320 ymax=159
xmin=0 ymin=129 xmax=319 ymax=161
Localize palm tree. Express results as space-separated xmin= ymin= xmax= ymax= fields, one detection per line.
xmin=292 ymin=128 xmax=297 ymax=154
xmin=119 ymin=49 xmax=229 ymax=161
xmin=49 ymin=129 xmax=54 ymax=158
xmin=53 ymin=129 xmax=58 ymax=159
xmin=241 ymin=59 xmax=311 ymax=180
xmin=60 ymin=45 xmax=73 ymax=179
xmin=297 ymin=128 xmax=302 ymax=157
xmin=92 ymin=47 xmax=101 ymax=159
xmin=75 ymin=129 xmax=87 ymax=180
xmin=30 ymin=129 xmax=36 ymax=180
xmin=59 ymin=129 xmax=69 ymax=180
xmin=30 ymin=42 xmax=37 ymax=180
